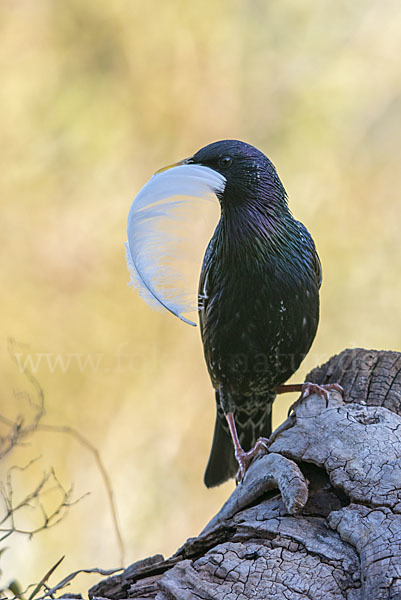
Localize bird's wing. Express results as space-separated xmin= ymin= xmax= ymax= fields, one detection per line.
xmin=314 ymin=250 xmax=323 ymax=289
xmin=198 ymin=236 xmax=215 ymax=332
xmin=296 ymin=220 xmax=322 ymax=289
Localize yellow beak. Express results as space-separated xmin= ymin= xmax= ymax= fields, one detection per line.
xmin=154 ymin=158 xmax=190 ymax=174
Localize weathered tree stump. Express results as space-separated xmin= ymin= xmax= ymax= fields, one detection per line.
xmin=89 ymin=348 xmax=401 ymax=600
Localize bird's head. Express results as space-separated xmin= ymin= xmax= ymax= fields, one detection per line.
xmin=156 ymin=140 xmax=287 ymax=211
xmin=187 ymin=139 xmax=287 ymax=210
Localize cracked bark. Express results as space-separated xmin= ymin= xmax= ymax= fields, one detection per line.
xmin=89 ymin=348 xmax=401 ymax=600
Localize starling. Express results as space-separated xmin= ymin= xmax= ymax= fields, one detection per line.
xmin=126 ymin=139 xmax=339 ymax=488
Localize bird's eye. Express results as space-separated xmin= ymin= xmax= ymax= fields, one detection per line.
xmin=218 ymin=156 xmax=232 ymax=169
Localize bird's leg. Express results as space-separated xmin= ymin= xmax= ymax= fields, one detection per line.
xmin=276 ymin=382 xmax=344 ymax=416
xmin=225 ymin=412 xmax=246 ymax=477
xmin=225 ymin=412 xmax=270 ymax=483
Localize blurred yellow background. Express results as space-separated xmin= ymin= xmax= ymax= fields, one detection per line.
xmin=1 ymin=0 xmax=401 ymax=592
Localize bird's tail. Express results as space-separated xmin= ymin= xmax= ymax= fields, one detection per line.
xmin=203 ymin=392 xmax=273 ymax=488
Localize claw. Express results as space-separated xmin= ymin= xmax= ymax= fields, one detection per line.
xmin=235 ymin=437 xmax=270 ymax=482
xmin=288 ymin=382 xmax=344 ymax=416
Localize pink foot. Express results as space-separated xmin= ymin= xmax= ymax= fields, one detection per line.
xmin=235 ymin=437 xmax=270 ymax=482
xmin=288 ymin=382 xmax=344 ymax=416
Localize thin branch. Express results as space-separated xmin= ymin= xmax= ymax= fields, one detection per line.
xmin=0 ymin=463 xmax=83 ymax=543
xmin=0 ymin=564 xmax=121 ymax=600
xmin=0 ymin=340 xmax=45 ymax=462
xmin=1 ymin=339 xmax=126 ymax=566
xmin=37 ymin=424 xmax=125 ymax=567
xmin=37 ymin=567 xmax=123 ymax=600
xmin=27 ymin=556 xmax=65 ymax=600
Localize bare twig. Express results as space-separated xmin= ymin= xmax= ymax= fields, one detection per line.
xmin=38 ymin=567 xmax=123 ymax=600
xmin=37 ymin=424 xmax=125 ymax=567
xmin=1 ymin=564 xmax=122 ymax=600
xmin=27 ymin=556 xmax=65 ymax=600
xmin=0 ymin=462 xmax=86 ymax=543
xmin=2 ymin=339 xmax=126 ymax=566
xmin=0 ymin=340 xmax=45 ymax=462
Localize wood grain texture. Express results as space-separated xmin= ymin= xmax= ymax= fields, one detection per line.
xmin=89 ymin=348 xmax=401 ymax=600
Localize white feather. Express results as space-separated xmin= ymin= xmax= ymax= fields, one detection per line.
xmin=126 ymin=164 xmax=226 ymax=326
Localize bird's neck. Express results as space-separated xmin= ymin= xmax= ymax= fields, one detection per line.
xmin=217 ymin=195 xmax=296 ymax=261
